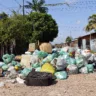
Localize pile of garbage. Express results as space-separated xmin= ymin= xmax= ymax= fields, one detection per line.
xmin=0 ymin=47 xmax=96 ymax=86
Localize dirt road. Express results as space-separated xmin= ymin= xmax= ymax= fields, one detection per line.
xmin=0 ymin=73 xmax=96 ymax=96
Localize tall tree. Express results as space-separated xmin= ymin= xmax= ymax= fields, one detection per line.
xmin=85 ymin=14 xmax=96 ymax=32
xmin=25 ymin=0 xmax=48 ymax=13
xmin=65 ymin=36 xmax=72 ymax=44
xmin=28 ymin=12 xmax=58 ymax=43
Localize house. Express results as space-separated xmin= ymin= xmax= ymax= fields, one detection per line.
xmin=78 ymin=33 xmax=96 ymax=51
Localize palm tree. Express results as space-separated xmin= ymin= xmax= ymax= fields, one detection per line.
xmin=25 ymin=0 xmax=48 ymax=13
xmin=85 ymin=14 xmax=96 ymax=32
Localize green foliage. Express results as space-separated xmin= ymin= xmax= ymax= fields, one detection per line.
xmin=0 ymin=11 xmax=58 ymax=54
xmin=85 ymin=14 xmax=96 ymax=32
xmin=65 ymin=36 xmax=72 ymax=43
xmin=28 ymin=12 xmax=58 ymax=42
xmin=25 ymin=0 xmax=48 ymax=13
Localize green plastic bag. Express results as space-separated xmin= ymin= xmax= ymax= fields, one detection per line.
xmin=35 ymin=67 xmax=41 ymax=72
xmin=11 ymin=61 xmax=17 ymax=66
xmin=69 ymin=58 xmax=76 ymax=64
xmin=16 ymin=63 xmax=22 ymax=68
xmin=55 ymin=71 xmax=68 ymax=80
xmin=2 ymin=64 xmax=9 ymax=71
xmin=86 ymin=64 xmax=94 ymax=73
xmin=75 ymin=56 xmax=85 ymax=68
xmin=2 ymin=54 xmax=14 ymax=64
xmin=21 ymin=68 xmax=32 ymax=77
xmin=59 ymin=50 xmax=66 ymax=56
xmin=38 ymin=51 xmax=48 ymax=58
xmin=31 ymin=63 xmax=40 ymax=68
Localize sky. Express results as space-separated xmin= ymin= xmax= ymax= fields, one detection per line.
xmin=0 ymin=0 xmax=96 ymax=44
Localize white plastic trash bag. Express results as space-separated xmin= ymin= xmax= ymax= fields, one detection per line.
xmin=79 ymin=67 xmax=88 ymax=74
xmin=56 ymin=57 xmax=67 ymax=70
xmin=30 ymin=55 xmax=39 ymax=65
xmin=67 ymin=64 xmax=78 ymax=74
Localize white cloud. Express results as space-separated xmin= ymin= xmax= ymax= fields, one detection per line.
xmin=76 ymin=20 xmax=81 ymax=24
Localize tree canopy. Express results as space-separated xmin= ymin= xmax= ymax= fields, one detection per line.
xmin=65 ymin=36 xmax=72 ymax=44
xmin=25 ymin=0 xmax=48 ymax=13
xmin=28 ymin=12 xmax=58 ymax=42
xmin=85 ymin=14 xmax=96 ymax=32
xmin=0 ymin=12 xmax=58 ymax=54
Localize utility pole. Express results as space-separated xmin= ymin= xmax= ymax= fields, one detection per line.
xmin=23 ymin=0 xmax=25 ymax=16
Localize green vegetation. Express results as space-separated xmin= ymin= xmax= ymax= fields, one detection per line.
xmin=65 ymin=36 xmax=72 ymax=44
xmin=0 ymin=12 xmax=58 ymax=54
xmin=85 ymin=14 xmax=96 ymax=32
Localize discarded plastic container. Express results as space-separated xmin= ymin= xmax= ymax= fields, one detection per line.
xmin=55 ymin=71 xmax=68 ymax=80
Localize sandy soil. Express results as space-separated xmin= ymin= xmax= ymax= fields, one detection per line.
xmin=0 ymin=73 xmax=96 ymax=96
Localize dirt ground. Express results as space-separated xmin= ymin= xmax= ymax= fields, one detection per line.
xmin=0 ymin=73 xmax=96 ymax=96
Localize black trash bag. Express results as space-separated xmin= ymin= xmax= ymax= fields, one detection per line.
xmin=24 ymin=70 xmax=56 ymax=86
xmin=93 ymin=62 xmax=96 ymax=69
xmin=88 ymin=60 xmax=94 ymax=64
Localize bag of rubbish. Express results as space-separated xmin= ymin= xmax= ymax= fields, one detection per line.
xmin=52 ymin=48 xmax=58 ymax=53
xmin=2 ymin=64 xmax=9 ymax=71
xmin=30 ymin=55 xmax=39 ymax=64
xmin=87 ymin=54 xmax=95 ymax=64
xmin=41 ymin=54 xmax=56 ymax=65
xmin=25 ymin=71 xmax=55 ymax=86
xmin=32 ymin=50 xmax=39 ymax=55
xmin=55 ymin=71 xmax=68 ymax=80
xmin=75 ymin=56 xmax=85 ymax=68
xmin=35 ymin=67 xmax=41 ymax=72
xmin=40 ymin=63 xmax=56 ymax=74
xmin=21 ymin=68 xmax=32 ymax=77
xmin=69 ymin=58 xmax=76 ymax=65
xmin=56 ymin=57 xmax=67 ymax=70
xmin=79 ymin=67 xmax=88 ymax=74
xmin=61 ymin=46 xmax=69 ymax=52
xmin=81 ymin=49 xmax=91 ymax=58
xmin=31 ymin=63 xmax=40 ymax=68
xmin=68 ymin=47 xmax=76 ymax=53
xmin=16 ymin=63 xmax=22 ymax=68
xmin=67 ymin=64 xmax=78 ymax=74
xmin=2 ymin=54 xmax=13 ymax=64
xmin=62 ymin=53 xmax=69 ymax=60
xmin=0 ymin=62 xmax=5 ymax=67
xmin=8 ymin=70 xmax=17 ymax=79
xmin=86 ymin=64 xmax=94 ymax=73
xmin=11 ymin=61 xmax=17 ymax=66
xmin=59 ymin=50 xmax=66 ymax=56
xmin=38 ymin=51 xmax=48 ymax=58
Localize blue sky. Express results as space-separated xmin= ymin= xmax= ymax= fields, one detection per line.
xmin=0 ymin=0 xmax=96 ymax=44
